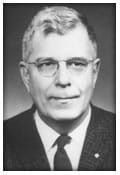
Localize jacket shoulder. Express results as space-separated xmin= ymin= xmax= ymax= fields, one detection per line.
xmin=3 ymin=106 xmax=35 ymax=148
xmin=91 ymin=105 xmax=115 ymax=138
xmin=92 ymin=105 xmax=115 ymax=123
xmin=4 ymin=106 xmax=34 ymax=129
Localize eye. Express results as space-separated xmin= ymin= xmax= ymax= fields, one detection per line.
xmin=40 ymin=61 xmax=52 ymax=66
xmin=67 ymin=60 xmax=87 ymax=68
xmin=36 ymin=60 xmax=57 ymax=72
xmin=38 ymin=61 xmax=54 ymax=67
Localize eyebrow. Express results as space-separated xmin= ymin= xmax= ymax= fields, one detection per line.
xmin=36 ymin=57 xmax=56 ymax=62
xmin=35 ymin=56 xmax=90 ymax=62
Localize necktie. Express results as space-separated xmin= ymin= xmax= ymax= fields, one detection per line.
xmin=53 ymin=135 xmax=72 ymax=171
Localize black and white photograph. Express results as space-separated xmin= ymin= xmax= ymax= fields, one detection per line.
xmin=3 ymin=3 xmax=116 ymax=171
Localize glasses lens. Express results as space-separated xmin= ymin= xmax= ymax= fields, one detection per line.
xmin=36 ymin=60 xmax=57 ymax=76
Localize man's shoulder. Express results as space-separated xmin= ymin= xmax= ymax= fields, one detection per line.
xmin=92 ymin=105 xmax=115 ymax=120
xmin=91 ymin=105 xmax=115 ymax=133
xmin=4 ymin=105 xmax=35 ymax=134
xmin=92 ymin=104 xmax=114 ymax=113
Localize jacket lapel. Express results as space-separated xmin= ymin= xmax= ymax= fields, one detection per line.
xmin=78 ymin=106 xmax=111 ymax=170
xmin=13 ymin=106 xmax=51 ymax=170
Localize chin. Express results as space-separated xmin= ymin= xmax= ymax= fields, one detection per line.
xmin=48 ymin=108 xmax=83 ymax=121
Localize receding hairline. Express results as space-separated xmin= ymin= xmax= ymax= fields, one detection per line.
xmin=22 ymin=6 xmax=98 ymax=61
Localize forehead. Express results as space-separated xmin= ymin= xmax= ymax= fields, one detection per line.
xmin=29 ymin=25 xmax=96 ymax=61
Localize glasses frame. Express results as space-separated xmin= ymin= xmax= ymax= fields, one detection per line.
xmin=24 ymin=58 xmax=98 ymax=77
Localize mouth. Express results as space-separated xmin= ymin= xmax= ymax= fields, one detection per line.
xmin=48 ymin=95 xmax=80 ymax=107
xmin=49 ymin=95 xmax=80 ymax=100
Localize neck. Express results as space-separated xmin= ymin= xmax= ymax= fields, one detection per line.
xmin=37 ymin=106 xmax=90 ymax=135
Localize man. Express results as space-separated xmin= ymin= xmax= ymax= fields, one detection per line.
xmin=4 ymin=6 xmax=115 ymax=171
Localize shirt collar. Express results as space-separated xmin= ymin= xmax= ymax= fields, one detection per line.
xmin=34 ymin=106 xmax=91 ymax=152
xmin=34 ymin=112 xmax=59 ymax=152
xmin=69 ymin=106 xmax=91 ymax=145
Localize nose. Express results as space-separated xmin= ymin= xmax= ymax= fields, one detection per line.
xmin=55 ymin=62 xmax=71 ymax=88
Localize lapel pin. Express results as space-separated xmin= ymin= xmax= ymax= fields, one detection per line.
xmin=94 ymin=153 xmax=100 ymax=158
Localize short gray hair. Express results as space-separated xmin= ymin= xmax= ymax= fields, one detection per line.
xmin=22 ymin=6 xmax=97 ymax=61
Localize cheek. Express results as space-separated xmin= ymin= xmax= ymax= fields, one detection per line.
xmin=29 ymin=71 xmax=54 ymax=101
xmin=74 ymin=70 xmax=94 ymax=94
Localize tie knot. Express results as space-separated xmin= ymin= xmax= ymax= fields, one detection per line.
xmin=53 ymin=135 xmax=71 ymax=149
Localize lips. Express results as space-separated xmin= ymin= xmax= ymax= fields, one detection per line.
xmin=49 ymin=95 xmax=80 ymax=100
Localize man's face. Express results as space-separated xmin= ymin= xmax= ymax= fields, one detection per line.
xmin=22 ymin=25 xmax=99 ymax=121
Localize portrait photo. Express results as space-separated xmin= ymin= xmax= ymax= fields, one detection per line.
xmin=3 ymin=3 xmax=116 ymax=171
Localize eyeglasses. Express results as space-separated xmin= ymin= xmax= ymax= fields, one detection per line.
xmin=25 ymin=57 xmax=97 ymax=77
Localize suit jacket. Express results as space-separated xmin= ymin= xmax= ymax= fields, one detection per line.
xmin=3 ymin=105 xmax=116 ymax=171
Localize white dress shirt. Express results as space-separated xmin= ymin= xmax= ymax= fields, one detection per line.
xmin=34 ymin=107 xmax=91 ymax=170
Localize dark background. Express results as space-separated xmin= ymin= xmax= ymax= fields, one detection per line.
xmin=3 ymin=3 xmax=116 ymax=119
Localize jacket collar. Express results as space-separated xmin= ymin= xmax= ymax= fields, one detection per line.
xmin=13 ymin=104 xmax=51 ymax=170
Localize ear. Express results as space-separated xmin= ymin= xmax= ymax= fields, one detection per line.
xmin=19 ymin=61 xmax=30 ymax=92
xmin=92 ymin=58 xmax=101 ymax=87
